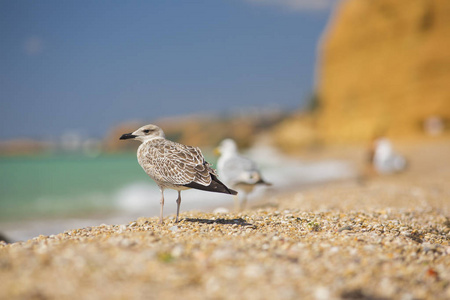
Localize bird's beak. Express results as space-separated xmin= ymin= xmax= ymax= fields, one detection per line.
xmin=120 ymin=133 xmax=137 ymax=140
xmin=213 ymin=147 xmax=221 ymax=156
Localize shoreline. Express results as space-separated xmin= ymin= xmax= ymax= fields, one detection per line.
xmin=1 ymin=149 xmax=355 ymax=242
xmin=1 ymin=141 xmax=449 ymax=299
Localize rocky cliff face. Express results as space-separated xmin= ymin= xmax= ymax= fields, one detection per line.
xmin=316 ymin=0 xmax=450 ymax=142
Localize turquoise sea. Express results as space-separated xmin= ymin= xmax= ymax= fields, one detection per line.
xmin=0 ymin=153 xmax=233 ymax=241
xmin=0 ymin=154 xmax=150 ymax=222
xmin=0 ymin=148 xmax=355 ymax=241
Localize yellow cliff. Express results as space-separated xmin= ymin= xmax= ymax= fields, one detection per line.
xmin=316 ymin=0 xmax=450 ymax=142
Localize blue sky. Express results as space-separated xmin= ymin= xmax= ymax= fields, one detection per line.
xmin=0 ymin=0 xmax=334 ymax=139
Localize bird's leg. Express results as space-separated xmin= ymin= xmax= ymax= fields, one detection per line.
xmin=234 ymin=194 xmax=240 ymax=212
xmin=175 ymin=191 xmax=182 ymax=223
xmin=159 ymin=188 xmax=165 ymax=224
xmin=241 ymin=193 xmax=248 ymax=211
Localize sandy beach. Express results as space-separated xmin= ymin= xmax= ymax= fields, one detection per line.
xmin=1 ymin=140 xmax=449 ymax=300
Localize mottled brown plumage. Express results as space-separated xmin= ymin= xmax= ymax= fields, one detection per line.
xmin=120 ymin=124 xmax=237 ymax=224
xmin=138 ymin=139 xmax=214 ymax=188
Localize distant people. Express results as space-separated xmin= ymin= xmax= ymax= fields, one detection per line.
xmin=216 ymin=139 xmax=271 ymax=211
xmin=369 ymin=137 xmax=407 ymax=174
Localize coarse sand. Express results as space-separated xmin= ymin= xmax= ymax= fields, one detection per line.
xmin=1 ymin=140 xmax=449 ymax=300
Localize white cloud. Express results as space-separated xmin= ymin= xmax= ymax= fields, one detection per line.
xmin=243 ymin=0 xmax=335 ymax=12
xmin=23 ymin=36 xmax=45 ymax=56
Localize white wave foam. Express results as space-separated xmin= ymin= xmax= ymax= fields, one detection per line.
xmin=2 ymin=145 xmax=357 ymax=242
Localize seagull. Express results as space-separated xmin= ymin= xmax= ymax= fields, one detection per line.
xmin=370 ymin=137 xmax=407 ymax=174
xmin=215 ymin=138 xmax=271 ymax=211
xmin=120 ymin=124 xmax=237 ymax=224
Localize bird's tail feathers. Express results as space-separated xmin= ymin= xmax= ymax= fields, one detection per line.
xmin=183 ymin=175 xmax=237 ymax=195
xmin=257 ymin=178 xmax=272 ymax=186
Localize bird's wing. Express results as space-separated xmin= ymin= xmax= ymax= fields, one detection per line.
xmin=142 ymin=140 xmax=212 ymax=186
xmin=221 ymin=154 xmax=262 ymax=185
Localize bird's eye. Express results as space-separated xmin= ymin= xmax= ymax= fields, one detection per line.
xmin=143 ymin=129 xmax=151 ymax=134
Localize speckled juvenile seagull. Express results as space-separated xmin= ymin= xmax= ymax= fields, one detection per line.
xmin=120 ymin=124 xmax=237 ymax=224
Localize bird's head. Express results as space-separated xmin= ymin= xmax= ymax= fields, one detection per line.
xmin=215 ymin=138 xmax=238 ymax=156
xmin=119 ymin=124 xmax=165 ymax=143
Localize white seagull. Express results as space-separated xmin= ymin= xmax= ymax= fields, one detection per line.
xmin=120 ymin=124 xmax=237 ymax=224
xmin=371 ymin=137 xmax=407 ymax=174
xmin=216 ymin=138 xmax=271 ymax=210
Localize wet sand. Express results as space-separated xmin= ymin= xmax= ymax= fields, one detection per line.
xmin=1 ymin=140 xmax=449 ymax=299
